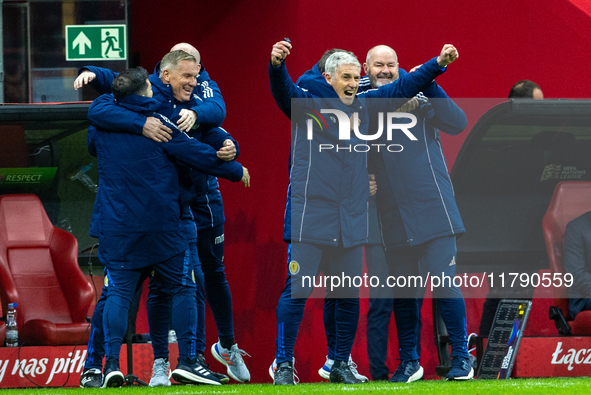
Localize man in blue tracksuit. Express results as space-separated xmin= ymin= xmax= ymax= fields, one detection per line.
xmin=78 ymin=46 xmax=250 ymax=387
xmin=358 ymin=45 xmax=471 ymax=382
xmin=295 ymin=49 xmax=369 ymax=383
xmin=292 ymin=45 xmax=463 ymax=382
xmin=87 ymin=67 xmax=248 ymax=387
xmin=357 ymin=49 xmax=420 ymax=382
xmin=268 ymin=40 xmax=458 ymax=385
xmin=301 ymin=48 xmax=420 ymax=382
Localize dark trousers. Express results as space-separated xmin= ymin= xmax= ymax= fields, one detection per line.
xmin=386 ymin=236 xmax=468 ymax=361
xmin=197 ymin=224 xmax=235 ymax=346
xmin=275 ymin=242 xmax=362 ymax=364
xmin=104 ymin=251 xmax=197 ymax=363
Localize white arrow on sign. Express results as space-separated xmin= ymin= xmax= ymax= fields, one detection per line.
xmin=73 ymin=32 xmax=91 ymax=55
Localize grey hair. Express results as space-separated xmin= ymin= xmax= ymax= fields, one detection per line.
xmin=159 ymin=50 xmax=197 ymax=78
xmin=324 ymin=52 xmax=361 ymax=76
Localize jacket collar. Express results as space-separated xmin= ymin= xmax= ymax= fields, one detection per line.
xmin=116 ymin=94 xmax=160 ymax=115
xmin=297 ymin=62 xmax=337 ymax=98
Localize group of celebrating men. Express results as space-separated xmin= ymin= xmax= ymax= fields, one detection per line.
xmin=76 ymin=38 xmax=471 ymax=387
xmin=75 ymin=43 xmax=251 ymax=388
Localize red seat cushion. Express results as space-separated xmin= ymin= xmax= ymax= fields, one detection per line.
xmin=572 ymin=311 xmax=591 ymax=335
xmin=0 ymin=194 xmax=93 ymax=346
xmin=20 ymin=320 xmax=90 ymax=346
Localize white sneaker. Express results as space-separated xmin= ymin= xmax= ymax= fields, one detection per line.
xmin=149 ymin=358 xmax=171 ymax=387
xmin=318 ymin=357 xmax=333 ymax=380
xmin=211 ymin=341 xmax=251 ymax=383
xmin=269 ymin=359 xmax=277 ymax=380
xmin=318 ymin=355 xmax=368 ymax=382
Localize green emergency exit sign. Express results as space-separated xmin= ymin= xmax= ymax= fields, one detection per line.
xmin=65 ymin=24 xmax=126 ymax=61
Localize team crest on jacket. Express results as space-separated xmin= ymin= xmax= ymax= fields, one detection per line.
xmin=289 ymin=260 xmax=300 ymax=275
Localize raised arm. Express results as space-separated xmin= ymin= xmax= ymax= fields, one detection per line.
xmin=361 ymin=44 xmax=458 ymax=100
xmin=190 ymin=66 xmax=226 ymax=127
xmin=421 ymin=82 xmax=467 ymax=136
xmin=269 ymin=40 xmax=311 ymax=119
xmin=74 ymin=66 xmax=118 ymax=93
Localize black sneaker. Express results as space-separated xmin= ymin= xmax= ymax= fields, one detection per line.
xmin=389 ymin=360 xmax=423 ymax=383
xmin=79 ymin=368 xmax=102 ymax=388
xmin=329 ymin=360 xmax=362 ymax=384
xmin=197 ymin=353 xmax=230 ymax=384
xmin=273 ymin=361 xmax=295 ymax=385
xmin=171 ymin=358 xmax=222 ymax=385
xmin=445 ymin=356 xmax=474 ymax=381
xmin=102 ymin=359 xmax=124 ymax=388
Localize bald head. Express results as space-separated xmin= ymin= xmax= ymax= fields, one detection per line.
xmin=363 ymin=45 xmax=399 ymax=88
xmin=366 ymin=45 xmax=397 ymax=65
xmin=171 ymin=42 xmax=201 ymax=64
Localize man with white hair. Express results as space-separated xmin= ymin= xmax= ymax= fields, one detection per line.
xmin=268 ymin=40 xmax=458 ymax=385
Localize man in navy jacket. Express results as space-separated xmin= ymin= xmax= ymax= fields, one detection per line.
xmin=88 ymin=67 xmax=248 ymax=387
xmin=295 ymin=49 xmax=370 ymax=383
xmin=292 ymin=44 xmax=468 ymax=382
xmin=268 ymin=40 xmax=458 ymax=385
xmin=359 ymin=45 xmax=471 ymax=382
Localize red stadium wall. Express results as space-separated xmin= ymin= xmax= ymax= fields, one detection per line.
xmin=129 ymin=0 xmax=591 ymax=383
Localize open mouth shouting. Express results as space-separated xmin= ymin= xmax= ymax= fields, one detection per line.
xmin=339 ymin=87 xmax=358 ymax=105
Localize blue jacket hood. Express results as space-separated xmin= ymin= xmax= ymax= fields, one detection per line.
xmin=296 ymin=62 xmax=337 ymax=98
xmin=115 ymin=94 xmax=160 ymax=114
